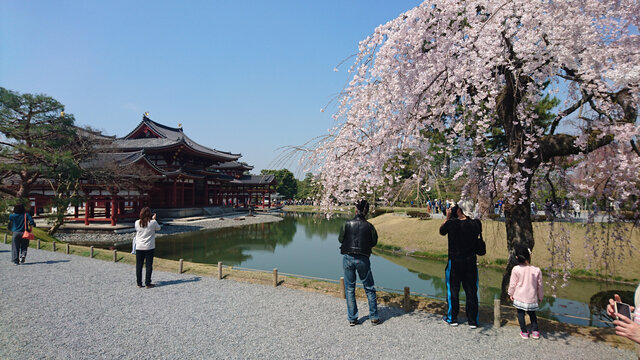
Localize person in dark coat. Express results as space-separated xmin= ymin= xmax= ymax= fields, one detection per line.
xmin=338 ymin=199 xmax=379 ymax=326
xmin=439 ymin=200 xmax=482 ymax=328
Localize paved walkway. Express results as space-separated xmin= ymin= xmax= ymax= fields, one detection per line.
xmin=0 ymin=244 xmax=634 ymax=359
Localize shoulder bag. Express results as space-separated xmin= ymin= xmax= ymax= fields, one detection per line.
xmin=22 ymin=214 xmax=35 ymax=240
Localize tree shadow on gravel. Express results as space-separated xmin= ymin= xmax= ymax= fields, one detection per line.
xmin=155 ymin=277 xmax=201 ymax=287
xmin=21 ymin=260 xmax=70 ymax=265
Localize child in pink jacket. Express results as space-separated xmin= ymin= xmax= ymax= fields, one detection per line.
xmin=508 ymin=245 xmax=544 ymax=339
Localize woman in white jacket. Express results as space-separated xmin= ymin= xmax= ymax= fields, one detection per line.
xmin=135 ymin=207 xmax=161 ymax=288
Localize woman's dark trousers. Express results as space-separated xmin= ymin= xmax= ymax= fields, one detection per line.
xmin=136 ymin=249 xmax=155 ymax=286
xmin=11 ymin=232 xmax=28 ymax=264
xmin=517 ymin=309 xmax=539 ymax=333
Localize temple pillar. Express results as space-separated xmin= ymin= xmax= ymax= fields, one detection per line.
xmin=111 ymin=197 xmax=117 ymax=226
xmin=205 ymin=181 xmax=209 ymax=205
xmin=172 ymin=179 xmax=177 ymax=207
xmin=84 ymin=201 xmax=90 ymax=225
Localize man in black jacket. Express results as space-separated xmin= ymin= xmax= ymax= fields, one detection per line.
xmin=339 ymin=199 xmax=379 ymax=326
xmin=439 ymin=200 xmax=482 ymax=329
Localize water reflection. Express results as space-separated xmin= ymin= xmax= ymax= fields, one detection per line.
xmin=153 ymin=213 xmax=634 ymax=327
xmin=155 ymin=218 xmax=297 ymax=265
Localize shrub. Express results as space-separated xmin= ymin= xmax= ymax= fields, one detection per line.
xmin=406 ymin=210 xmax=431 ymax=220
xmin=531 ymin=214 xmax=547 ymax=222
xmin=619 ymin=211 xmax=637 ymax=221
xmin=487 ymin=214 xmax=500 ymax=221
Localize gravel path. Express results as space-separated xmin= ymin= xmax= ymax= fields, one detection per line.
xmin=0 ymin=243 xmax=633 ymax=360
xmin=55 ymin=214 xmax=283 ymax=246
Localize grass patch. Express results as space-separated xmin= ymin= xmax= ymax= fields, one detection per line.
xmin=376 ymin=243 xmax=402 ymax=252
xmin=494 ymin=258 xmax=508 ymax=265
xmin=412 ymin=251 xmax=447 ymax=259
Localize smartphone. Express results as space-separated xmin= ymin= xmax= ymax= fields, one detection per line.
xmin=615 ymin=301 xmax=632 ymax=320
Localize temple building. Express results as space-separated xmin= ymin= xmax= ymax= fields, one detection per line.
xmin=28 ymin=116 xmax=276 ymax=225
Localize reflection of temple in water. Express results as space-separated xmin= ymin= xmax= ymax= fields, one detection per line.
xmin=155 ymin=218 xmax=297 ymax=266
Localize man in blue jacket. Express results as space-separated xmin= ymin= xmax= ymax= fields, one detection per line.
xmin=339 ymin=199 xmax=379 ymax=326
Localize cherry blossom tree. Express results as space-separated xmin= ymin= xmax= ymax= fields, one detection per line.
xmin=308 ymin=0 xmax=639 ymax=296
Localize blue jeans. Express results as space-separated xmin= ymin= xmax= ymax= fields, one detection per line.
xmin=343 ymin=254 xmax=378 ymax=322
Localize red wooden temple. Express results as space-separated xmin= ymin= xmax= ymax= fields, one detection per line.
xmin=26 ymin=116 xmax=276 ymax=225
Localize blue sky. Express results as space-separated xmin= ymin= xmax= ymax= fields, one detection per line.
xmin=0 ymin=0 xmax=422 ymax=177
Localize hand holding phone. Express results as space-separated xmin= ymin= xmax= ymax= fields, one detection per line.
xmin=615 ymin=301 xmax=632 ymax=320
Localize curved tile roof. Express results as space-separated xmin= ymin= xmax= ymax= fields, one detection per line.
xmin=119 ymin=116 xmax=241 ymax=161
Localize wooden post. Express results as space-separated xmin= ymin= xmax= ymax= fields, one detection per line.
xmin=3 ymin=233 xmax=6 ymax=244
xmin=494 ymin=298 xmax=501 ymax=327
xmin=179 ymin=259 xmax=184 ymax=274
xmin=52 ymin=242 xmax=56 ymax=252
xmin=217 ymin=261 xmax=222 ymax=280
xmin=90 ymin=246 xmax=94 ymax=258
xmin=37 ymin=239 xmax=41 ymax=249
xmin=66 ymin=243 xmax=70 ymax=254
xmin=113 ymin=249 xmax=117 ymax=262
xmin=340 ymin=277 xmax=345 ymax=299
xmin=403 ymin=287 xmax=411 ymax=312
xmin=273 ymin=268 xmax=278 ymax=287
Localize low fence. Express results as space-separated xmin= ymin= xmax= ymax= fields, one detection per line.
xmin=2 ymin=233 xmax=614 ymax=328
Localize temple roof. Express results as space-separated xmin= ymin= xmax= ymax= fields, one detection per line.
xmin=211 ymin=161 xmax=254 ymax=171
xmin=230 ymin=174 xmax=275 ymax=185
xmin=116 ymin=116 xmax=241 ymax=162
xmin=81 ymin=151 xmax=147 ymax=169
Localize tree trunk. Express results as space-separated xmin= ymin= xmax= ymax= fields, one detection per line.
xmin=500 ymin=200 xmax=535 ymax=300
xmin=47 ymin=220 xmax=63 ymax=235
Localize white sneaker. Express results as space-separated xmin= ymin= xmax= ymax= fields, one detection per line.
xmin=442 ymin=317 xmax=458 ymax=326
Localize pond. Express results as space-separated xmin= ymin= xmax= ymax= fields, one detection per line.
xmin=152 ymin=213 xmax=635 ymax=327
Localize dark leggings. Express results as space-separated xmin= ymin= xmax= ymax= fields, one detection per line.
xmin=136 ymin=249 xmax=155 ymax=286
xmin=517 ymin=309 xmax=538 ymax=333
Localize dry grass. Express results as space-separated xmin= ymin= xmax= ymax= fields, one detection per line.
xmin=370 ymin=213 xmax=640 ymax=281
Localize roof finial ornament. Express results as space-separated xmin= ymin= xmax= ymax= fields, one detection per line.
xmin=144 ymin=112 xmax=150 ymax=118
xmin=178 ymin=123 xmax=182 ymax=129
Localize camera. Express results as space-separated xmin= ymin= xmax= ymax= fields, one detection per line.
xmin=450 ymin=205 xmax=459 ymax=218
